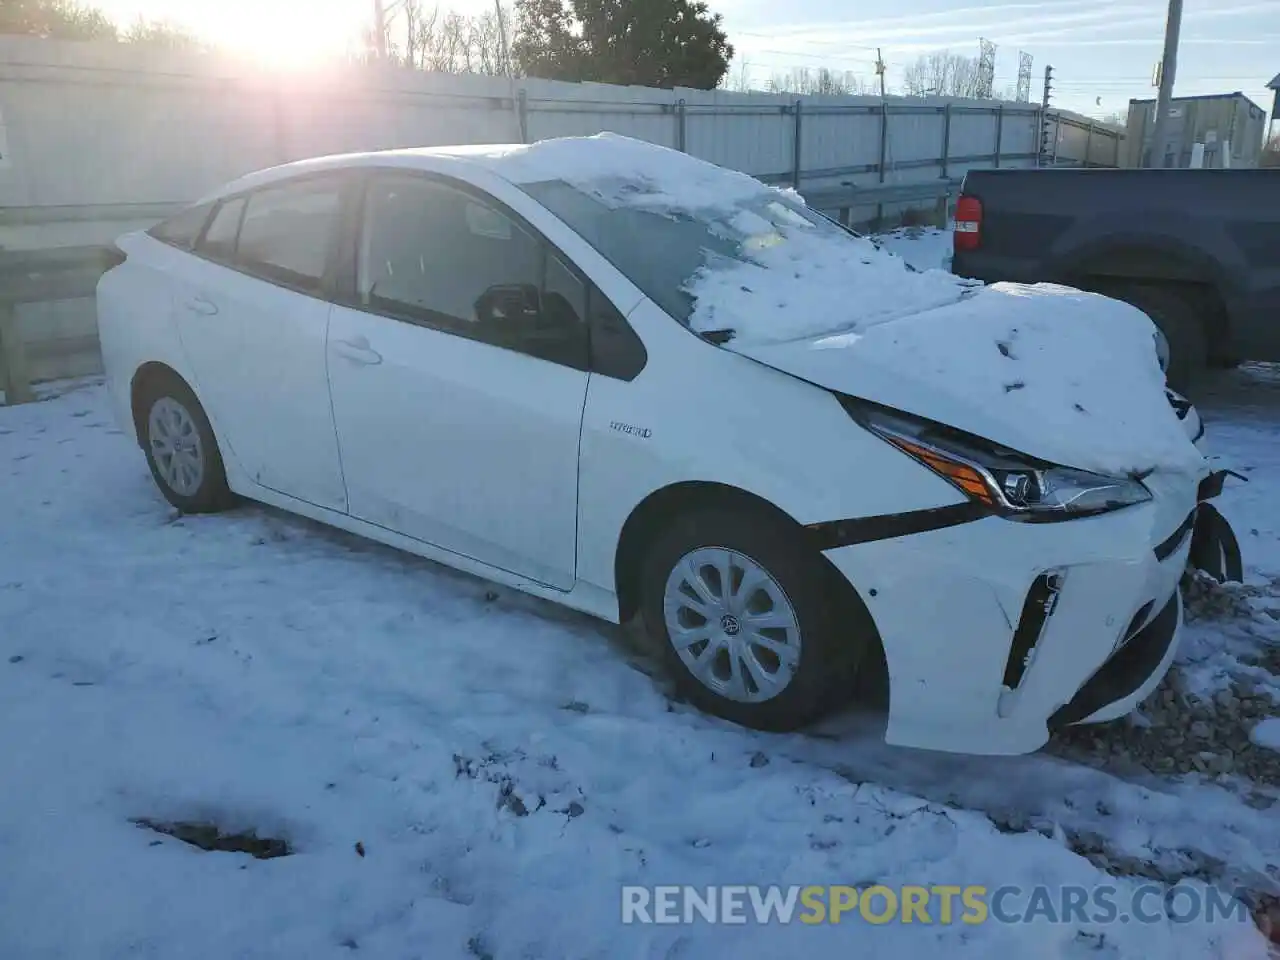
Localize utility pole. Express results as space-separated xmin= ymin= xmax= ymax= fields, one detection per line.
xmin=495 ymin=0 xmax=512 ymax=75
xmin=1039 ymin=65 xmax=1053 ymax=166
xmin=1147 ymin=0 xmax=1184 ymax=167
xmin=372 ymin=0 xmax=387 ymax=59
xmin=495 ymin=0 xmax=523 ymax=140
xmin=876 ymin=48 xmax=887 ymax=98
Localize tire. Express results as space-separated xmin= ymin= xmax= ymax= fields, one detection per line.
xmin=1113 ymin=284 xmax=1207 ymax=395
xmin=138 ymin=374 xmax=234 ymax=514
xmin=639 ymin=505 xmax=873 ymax=731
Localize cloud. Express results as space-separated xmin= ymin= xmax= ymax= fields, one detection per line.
xmin=739 ymin=0 xmax=1279 ymax=51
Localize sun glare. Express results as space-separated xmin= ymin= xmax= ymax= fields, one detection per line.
xmin=214 ymin=2 xmax=364 ymax=67
xmin=104 ymin=0 xmax=369 ymax=67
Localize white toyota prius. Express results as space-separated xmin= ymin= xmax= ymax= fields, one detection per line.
xmin=97 ymin=133 xmax=1241 ymax=755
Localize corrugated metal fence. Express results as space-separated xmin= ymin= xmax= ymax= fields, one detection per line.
xmin=0 ymin=36 xmax=1122 ymax=386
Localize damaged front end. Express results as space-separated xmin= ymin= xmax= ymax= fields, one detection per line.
xmin=1189 ymin=469 xmax=1245 ymax=584
xmin=1164 ymin=387 xmax=1245 ymax=585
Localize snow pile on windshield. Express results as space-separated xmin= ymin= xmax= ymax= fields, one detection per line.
xmin=487 ymin=133 xmax=975 ymax=339
xmin=686 ymin=221 xmax=971 ymax=342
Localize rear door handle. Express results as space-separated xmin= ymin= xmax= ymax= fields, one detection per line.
xmin=183 ymin=296 xmax=219 ymax=317
xmin=332 ymin=337 xmax=383 ymax=366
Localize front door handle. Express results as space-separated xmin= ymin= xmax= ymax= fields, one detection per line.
xmin=184 ymin=295 xmax=219 ymax=316
xmin=332 ymin=337 xmax=383 ymax=366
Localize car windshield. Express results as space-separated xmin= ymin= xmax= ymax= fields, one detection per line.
xmin=518 ymin=178 xmax=859 ymax=328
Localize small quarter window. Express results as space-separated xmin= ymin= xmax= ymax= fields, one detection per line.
xmin=148 ymin=203 xmax=214 ymax=250
xmin=198 ymin=197 xmax=246 ymax=263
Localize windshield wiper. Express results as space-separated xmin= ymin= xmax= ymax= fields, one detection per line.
xmin=699 ymin=328 xmax=736 ymax=345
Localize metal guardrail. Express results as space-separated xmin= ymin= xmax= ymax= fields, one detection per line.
xmin=799 ymin=178 xmax=962 ymax=213
xmin=0 ymin=245 xmax=115 ymax=404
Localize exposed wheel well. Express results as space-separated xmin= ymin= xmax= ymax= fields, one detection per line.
xmin=614 ymin=480 xmax=888 ymax=706
xmin=130 ymin=361 xmax=189 ymax=447
xmin=613 ymin=482 xmax=797 ymax=623
xmin=1064 ymin=247 xmax=1231 ymax=361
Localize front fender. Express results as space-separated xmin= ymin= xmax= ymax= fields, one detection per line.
xmin=573 ymin=301 xmax=963 ymax=598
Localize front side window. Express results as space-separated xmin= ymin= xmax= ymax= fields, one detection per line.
xmin=358 ymin=175 xmax=585 ymax=366
xmin=235 ymin=178 xmax=343 ymax=292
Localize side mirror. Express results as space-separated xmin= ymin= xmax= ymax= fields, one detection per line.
xmin=475 ymin=283 xmax=541 ymax=325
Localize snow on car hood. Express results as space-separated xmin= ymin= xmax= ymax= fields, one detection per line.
xmin=730 ymin=282 xmax=1206 ymax=478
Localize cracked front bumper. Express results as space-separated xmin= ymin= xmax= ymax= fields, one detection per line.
xmin=822 ymin=472 xmax=1203 ymax=756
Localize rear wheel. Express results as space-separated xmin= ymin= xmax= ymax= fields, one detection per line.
xmin=1112 ymin=284 xmax=1207 ymax=394
xmin=138 ymin=375 xmax=234 ymax=513
xmin=639 ymin=505 xmax=872 ymax=731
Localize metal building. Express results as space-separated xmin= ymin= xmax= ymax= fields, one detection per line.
xmin=1123 ymin=92 xmax=1269 ymax=168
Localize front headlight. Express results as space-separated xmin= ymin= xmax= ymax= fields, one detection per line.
xmin=849 ymin=403 xmax=1151 ymax=521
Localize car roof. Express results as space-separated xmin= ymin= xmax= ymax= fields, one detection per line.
xmin=195 ymin=134 xmax=746 ymax=207
xmin=194 ymin=144 xmax=528 ymax=204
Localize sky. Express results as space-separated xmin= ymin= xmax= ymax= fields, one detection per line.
xmin=94 ymin=0 xmax=1280 ymax=121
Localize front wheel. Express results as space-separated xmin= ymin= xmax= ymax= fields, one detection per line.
xmin=639 ymin=506 xmax=871 ymax=731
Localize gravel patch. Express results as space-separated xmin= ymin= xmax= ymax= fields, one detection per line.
xmin=1049 ymin=575 xmax=1279 ymax=789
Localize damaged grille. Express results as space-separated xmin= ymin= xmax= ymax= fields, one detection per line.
xmin=1154 ymin=510 xmax=1197 ymax=562
xmin=1003 ymin=572 xmax=1063 ymax=689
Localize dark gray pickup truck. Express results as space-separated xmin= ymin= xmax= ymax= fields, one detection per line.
xmin=950 ymin=169 xmax=1280 ymax=391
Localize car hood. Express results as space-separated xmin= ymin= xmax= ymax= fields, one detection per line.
xmin=730 ymin=282 xmax=1206 ymax=478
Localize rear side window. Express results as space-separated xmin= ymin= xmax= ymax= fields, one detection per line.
xmin=199 ymin=197 xmax=246 ymax=263
xmin=235 ymin=178 xmax=343 ymax=293
xmin=148 ymin=203 xmax=214 ymax=250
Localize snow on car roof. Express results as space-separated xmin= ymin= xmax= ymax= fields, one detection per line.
xmin=464 ymin=133 xmax=778 ymax=208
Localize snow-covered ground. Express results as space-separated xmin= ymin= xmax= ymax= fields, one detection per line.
xmin=1 ymin=230 xmax=1277 ymax=958
xmin=873 ymin=225 xmax=955 ymax=273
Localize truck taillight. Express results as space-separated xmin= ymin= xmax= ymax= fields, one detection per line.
xmin=954 ymin=195 xmax=982 ymax=252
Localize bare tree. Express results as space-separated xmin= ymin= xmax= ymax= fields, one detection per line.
xmin=470 ymin=8 xmax=511 ymax=75
xmin=900 ymin=52 xmax=983 ymax=98
xmin=0 ymin=0 xmax=114 ymax=39
xmin=719 ymin=56 xmax=753 ymax=92
xmin=121 ymin=17 xmax=203 ymax=49
xmin=398 ymin=0 xmax=424 ymax=67
xmin=767 ymin=66 xmax=872 ymax=96
xmin=1262 ymin=133 xmax=1280 ymax=168
xmin=396 ymin=1 xmax=512 ymax=74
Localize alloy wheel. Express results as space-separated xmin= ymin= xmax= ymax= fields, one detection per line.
xmin=148 ymin=396 xmax=205 ymax=497
xmin=662 ymin=547 xmax=802 ymax=703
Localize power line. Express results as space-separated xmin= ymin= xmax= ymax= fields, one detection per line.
xmin=732 ymin=30 xmax=882 ymax=51
xmin=1054 ymin=76 xmax=1263 ymax=85
xmin=746 ymin=48 xmax=887 ymax=67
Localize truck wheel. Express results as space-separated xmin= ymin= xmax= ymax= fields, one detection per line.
xmin=1114 ymin=285 xmax=1206 ymax=394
